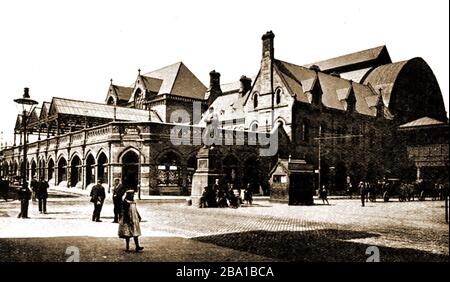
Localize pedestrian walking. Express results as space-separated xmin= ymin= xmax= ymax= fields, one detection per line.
xmin=319 ymin=185 xmax=329 ymax=205
xmin=112 ymin=178 xmax=125 ymax=223
xmin=90 ymin=179 xmax=106 ymax=222
xmin=118 ymin=189 xmax=143 ymax=252
xmin=37 ymin=177 xmax=49 ymax=214
xmin=244 ymin=183 xmax=253 ymax=205
xmin=359 ymin=181 xmax=366 ymax=207
xmin=17 ymin=181 xmax=31 ymax=218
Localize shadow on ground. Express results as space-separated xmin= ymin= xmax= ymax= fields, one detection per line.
xmin=192 ymin=229 xmax=449 ymax=262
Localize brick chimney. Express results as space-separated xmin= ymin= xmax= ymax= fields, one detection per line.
xmin=205 ymin=70 xmax=222 ymax=105
xmin=260 ymin=31 xmax=275 ymax=96
xmin=239 ymin=75 xmax=252 ymax=96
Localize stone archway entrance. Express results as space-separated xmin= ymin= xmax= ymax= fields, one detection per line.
xmin=57 ymin=158 xmax=67 ymax=185
xmin=85 ymin=154 xmax=95 ymax=186
xmin=122 ymin=151 xmax=139 ymax=190
xmin=70 ymin=155 xmax=81 ymax=187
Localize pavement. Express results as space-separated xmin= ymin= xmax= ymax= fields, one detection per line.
xmin=0 ymin=190 xmax=448 ymax=262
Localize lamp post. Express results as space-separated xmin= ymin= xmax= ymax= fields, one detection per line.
xmin=14 ymin=87 xmax=38 ymax=190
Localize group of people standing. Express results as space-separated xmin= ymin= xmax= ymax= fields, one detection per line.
xmin=15 ymin=176 xmax=49 ymax=218
xmin=199 ymin=179 xmax=253 ymax=208
xmin=89 ymin=178 xmax=143 ymax=252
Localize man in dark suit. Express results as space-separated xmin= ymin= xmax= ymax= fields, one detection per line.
xmin=111 ymin=178 xmax=125 ymax=223
xmin=90 ymin=179 xmax=106 ymax=222
xmin=18 ymin=181 xmax=31 ymax=218
xmin=37 ymin=177 xmax=49 ymax=214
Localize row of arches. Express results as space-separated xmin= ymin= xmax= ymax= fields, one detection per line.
xmin=1 ymin=146 xmax=266 ymax=195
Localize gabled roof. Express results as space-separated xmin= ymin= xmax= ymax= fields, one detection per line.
xmin=275 ymin=60 xmax=315 ymax=103
xmin=111 ymin=84 xmax=134 ymax=101
xmin=399 ymin=117 xmax=446 ymax=128
xmin=49 ymin=97 xmax=150 ymax=121
xmin=139 ymin=76 xmax=163 ymax=94
xmin=275 ymin=59 xmax=381 ymax=117
xmin=141 ymin=62 xmax=207 ymax=99
xmin=28 ymin=107 xmax=41 ymax=124
xmin=14 ymin=115 xmax=22 ymax=131
xmin=39 ymin=102 xmax=51 ymax=120
xmin=303 ymin=45 xmax=391 ymax=72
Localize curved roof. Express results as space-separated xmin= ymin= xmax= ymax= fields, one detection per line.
xmin=362 ymin=60 xmax=409 ymax=106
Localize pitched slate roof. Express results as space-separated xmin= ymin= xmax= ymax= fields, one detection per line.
xmin=275 ymin=60 xmax=315 ymax=103
xmin=303 ymin=45 xmax=390 ymax=72
xmin=275 ymin=59 xmax=380 ymax=116
xmin=399 ymin=116 xmax=446 ymax=128
xmin=111 ymin=84 xmax=134 ymax=101
xmin=139 ymin=76 xmax=163 ymax=94
xmin=142 ymin=62 xmax=207 ymax=99
xmin=49 ymin=97 xmax=150 ymax=121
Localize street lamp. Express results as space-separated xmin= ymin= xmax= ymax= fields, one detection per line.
xmin=14 ymin=87 xmax=38 ymax=189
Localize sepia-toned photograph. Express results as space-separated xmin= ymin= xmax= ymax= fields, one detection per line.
xmin=0 ymin=0 xmax=448 ymax=275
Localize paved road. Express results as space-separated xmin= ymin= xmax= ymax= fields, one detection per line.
xmin=0 ymin=191 xmax=448 ymax=262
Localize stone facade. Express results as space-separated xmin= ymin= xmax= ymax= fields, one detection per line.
xmin=1 ymin=31 xmax=447 ymax=198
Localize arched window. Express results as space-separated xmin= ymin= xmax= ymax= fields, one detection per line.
xmin=251 ymin=123 xmax=259 ymax=131
xmin=134 ymin=88 xmax=144 ymax=109
xmin=275 ymin=88 xmax=282 ymax=105
xmin=57 ymin=157 xmax=67 ymax=185
xmin=253 ymin=93 xmax=258 ymax=109
xmin=107 ymin=96 xmax=115 ymax=105
xmin=97 ymin=152 xmax=108 ymax=184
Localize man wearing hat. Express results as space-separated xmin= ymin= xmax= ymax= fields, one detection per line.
xmin=111 ymin=178 xmax=125 ymax=223
xmin=90 ymin=179 xmax=106 ymax=222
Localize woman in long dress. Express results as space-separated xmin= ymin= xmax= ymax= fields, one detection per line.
xmin=118 ymin=189 xmax=144 ymax=252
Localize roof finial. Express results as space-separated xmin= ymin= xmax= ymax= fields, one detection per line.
xmin=138 ymin=68 xmax=141 ymax=76
xmin=110 ymin=78 xmax=113 ymax=85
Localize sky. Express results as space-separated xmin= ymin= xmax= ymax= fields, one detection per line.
xmin=0 ymin=0 xmax=448 ymax=146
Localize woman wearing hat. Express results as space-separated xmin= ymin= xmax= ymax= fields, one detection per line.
xmin=118 ymin=189 xmax=144 ymax=252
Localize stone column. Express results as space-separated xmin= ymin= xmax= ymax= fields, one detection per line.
xmin=190 ymin=147 xmax=222 ymax=207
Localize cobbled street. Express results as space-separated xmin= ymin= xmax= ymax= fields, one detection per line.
xmin=0 ymin=190 xmax=448 ymax=262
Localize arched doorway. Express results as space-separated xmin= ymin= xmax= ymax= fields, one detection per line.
xmin=97 ymin=152 xmax=108 ymax=184
xmin=85 ymin=154 xmax=95 ymax=186
xmin=223 ymin=154 xmax=238 ymax=187
xmin=334 ymin=162 xmax=347 ymax=192
xmin=48 ymin=159 xmax=54 ymax=181
xmin=70 ymin=155 xmax=81 ymax=187
xmin=243 ymin=156 xmax=262 ymax=194
xmin=122 ymin=151 xmax=139 ymax=190
xmin=39 ymin=159 xmax=45 ymax=180
xmin=57 ymin=158 xmax=67 ymax=184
